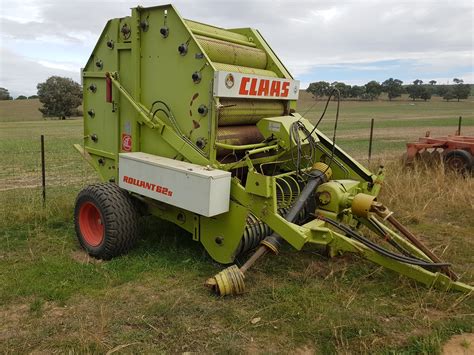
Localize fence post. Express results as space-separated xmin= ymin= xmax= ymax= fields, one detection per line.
xmin=457 ymin=116 xmax=462 ymax=135
xmin=368 ymin=118 xmax=375 ymax=163
xmin=41 ymin=135 xmax=46 ymax=207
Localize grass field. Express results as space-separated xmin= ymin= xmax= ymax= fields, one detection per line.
xmin=0 ymin=97 xmax=473 ymax=353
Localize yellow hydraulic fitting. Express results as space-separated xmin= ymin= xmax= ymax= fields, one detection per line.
xmin=351 ymin=193 xmax=376 ymax=218
xmin=312 ymin=162 xmax=332 ymax=180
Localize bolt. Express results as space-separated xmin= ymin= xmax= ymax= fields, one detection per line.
xmin=215 ymin=236 xmax=224 ymax=245
xmin=140 ymin=19 xmax=149 ymax=32
xmin=160 ymin=26 xmax=169 ymax=38
xmin=197 ymin=104 xmax=208 ymax=116
xmin=95 ymin=60 xmax=103 ymax=69
xmin=178 ymin=43 xmax=188 ymax=55
xmin=87 ymin=109 xmax=95 ymax=118
xmin=192 ymin=71 xmax=201 ymax=83
xmin=106 ymin=40 xmax=114 ymax=49
xmin=88 ymin=84 xmax=97 ymax=93
xmin=91 ymin=134 xmax=98 ymax=142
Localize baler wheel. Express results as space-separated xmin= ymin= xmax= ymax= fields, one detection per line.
xmin=74 ymin=183 xmax=140 ymax=259
xmin=444 ymin=149 xmax=473 ymax=175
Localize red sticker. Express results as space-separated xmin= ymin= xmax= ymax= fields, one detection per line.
xmin=122 ymin=133 xmax=132 ymax=152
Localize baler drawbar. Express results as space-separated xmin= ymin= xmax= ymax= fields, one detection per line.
xmin=73 ymin=4 xmax=473 ymax=296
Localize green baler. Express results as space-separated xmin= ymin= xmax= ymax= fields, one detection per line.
xmin=74 ymin=4 xmax=472 ymax=295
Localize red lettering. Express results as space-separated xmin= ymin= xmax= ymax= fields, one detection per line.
xmin=270 ymin=81 xmax=281 ymax=97
xmin=281 ymin=82 xmax=290 ymax=97
xmin=121 ymin=175 xmax=173 ymax=197
xmin=239 ymin=77 xmax=250 ymax=95
xmin=249 ymin=78 xmax=258 ymax=95
xmin=257 ymin=79 xmax=270 ymax=96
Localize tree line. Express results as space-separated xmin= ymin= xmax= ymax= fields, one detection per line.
xmin=306 ymin=78 xmax=471 ymax=102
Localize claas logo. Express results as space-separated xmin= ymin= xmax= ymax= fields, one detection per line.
xmin=238 ymin=77 xmax=290 ymax=97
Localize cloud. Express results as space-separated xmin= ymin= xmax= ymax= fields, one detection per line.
xmin=0 ymin=0 xmax=472 ymax=95
xmin=0 ymin=48 xmax=79 ymax=97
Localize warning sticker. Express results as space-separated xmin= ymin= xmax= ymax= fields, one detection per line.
xmin=122 ymin=133 xmax=132 ymax=152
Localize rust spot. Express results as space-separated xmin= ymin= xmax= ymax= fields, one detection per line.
xmin=193 ymin=120 xmax=200 ymax=129
xmin=192 ymin=93 xmax=199 ymax=101
xmin=189 ymin=110 xmax=193 ymax=116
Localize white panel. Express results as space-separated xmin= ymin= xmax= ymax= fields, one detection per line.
xmin=213 ymin=71 xmax=299 ymax=100
xmin=118 ymin=153 xmax=231 ymax=217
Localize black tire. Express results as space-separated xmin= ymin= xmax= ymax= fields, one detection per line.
xmin=444 ymin=149 xmax=473 ymax=175
xmin=74 ymin=183 xmax=139 ymax=260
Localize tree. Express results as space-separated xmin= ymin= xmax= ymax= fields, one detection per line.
xmin=419 ymin=87 xmax=432 ymax=101
xmin=306 ymin=81 xmax=330 ymax=98
xmin=0 ymin=87 xmax=13 ymax=100
xmin=429 ymin=80 xmax=437 ymax=85
xmin=37 ymin=76 xmax=82 ymax=119
xmin=452 ymin=83 xmax=470 ymax=102
xmin=443 ymin=89 xmax=455 ymax=101
xmin=406 ymin=79 xmax=426 ymax=101
xmin=350 ymin=85 xmax=366 ymax=99
xmin=28 ymin=95 xmax=39 ymax=99
xmin=381 ymin=78 xmax=403 ymax=101
xmin=364 ymin=81 xmax=382 ymax=100
xmin=453 ymin=78 xmax=463 ymax=84
xmin=332 ymin=82 xmax=351 ymax=99
xmin=436 ymin=85 xmax=448 ymax=97
xmin=15 ymin=95 xmax=27 ymax=100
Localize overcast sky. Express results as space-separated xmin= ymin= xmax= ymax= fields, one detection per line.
xmin=0 ymin=0 xmax=472 ymax=97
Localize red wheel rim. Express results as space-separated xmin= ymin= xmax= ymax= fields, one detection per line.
xmin=79 ymin=202 xmax=104 ymax=246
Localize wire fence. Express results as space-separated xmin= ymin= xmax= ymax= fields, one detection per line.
xmin=0 ymin=136 xmax=98 ymax=202
xmin=0 ymin=115 xmax=466 ymax=201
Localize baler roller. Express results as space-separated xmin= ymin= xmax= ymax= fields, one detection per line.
xmin=218 ymin=99 xmax=286 ymax=126
xmin=213 ymin=63 xmax=278 ymax=77
xmin=185 ymin=19 xmax=255 ymax=47
xmin=195 ymin=35 xmax=268 ymax=69
xmin=216 ymin=125 xmax=264 ymax=157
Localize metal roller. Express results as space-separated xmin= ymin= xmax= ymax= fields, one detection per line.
xmin=185 ymin=19 xmax=254 ymax=47
xmin=195 ymin=35 xmax=267 ymax=69
xmin=216 ymin=125 xmax=264 ymax=157
xmin=218 ymin=99 xmax=286 ymax=126
xmin=213 ymin=63 xmax=278 ymax=78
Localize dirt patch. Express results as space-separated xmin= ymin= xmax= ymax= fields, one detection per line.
xmin=443 ymin=333 xmax=474 ymax=355
xmin=0 ymin=303 xmax=29 ymax=341
xmin=71 ymin=249 xmax=103 ymax=264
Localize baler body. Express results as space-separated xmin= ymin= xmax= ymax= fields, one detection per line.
xmin=76 ymin=4 xmax=472 ymax=294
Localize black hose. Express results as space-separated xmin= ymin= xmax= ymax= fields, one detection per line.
xmin=318 ymin=216 xmax=450 ymax=269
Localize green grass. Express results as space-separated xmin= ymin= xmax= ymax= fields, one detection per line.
xmin=0 ymin=98 xmax=473 ymax=353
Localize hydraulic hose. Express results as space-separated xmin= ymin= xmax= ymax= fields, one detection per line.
xmin=318 ymin=216 xmax=451 ymax=269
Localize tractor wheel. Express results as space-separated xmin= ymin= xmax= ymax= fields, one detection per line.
xmin=74 ymin=183 xmax=140 ymax=260
xmin=444 ymin=149 xmax=473 ymax=175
